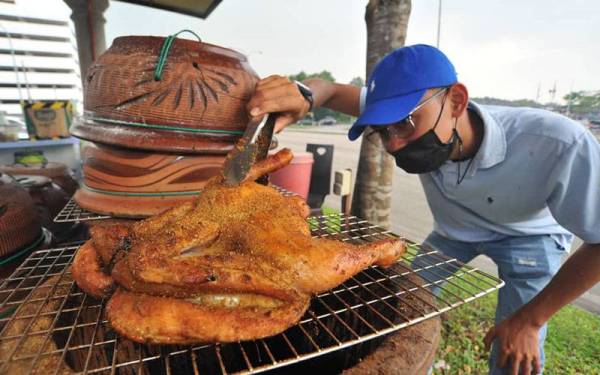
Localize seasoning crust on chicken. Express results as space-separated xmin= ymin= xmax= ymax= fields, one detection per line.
xmin=72 ymin=148 xmax=406 ymax=344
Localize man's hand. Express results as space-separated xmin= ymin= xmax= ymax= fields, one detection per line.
xmin=246 ymin=75 xmax=311 ymax=133
xmin=484 ymin=312 xmax=542 ymax=375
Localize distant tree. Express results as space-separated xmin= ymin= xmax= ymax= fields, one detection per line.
xmin=472 ymin=97 xmax=543 ymax=108
xmin=563 ymin=91 xmax=600 ymax=115
xmin=349 ymin=76 xmax=365 ymax=87
xmin=288 ymin=70 xmax=335 ymax=83
xmin=472 ymin=92 xmax=600 ymax=119
xmin=288 ymin=70 xmax=352 ymax=122
xmin=288 ymin=71 xmax=309 ymax=82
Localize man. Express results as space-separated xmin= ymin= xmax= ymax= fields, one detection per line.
xmin=246 ymin=44 xmax=600 ymax=375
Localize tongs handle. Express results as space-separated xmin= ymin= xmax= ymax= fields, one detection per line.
xmin=254 ymin=114 xmax=277 ymax=185
xmin=221 ymin=113 xmax=277 ymax=186
xmin=255 ymin=113 xmax=276 ymax=162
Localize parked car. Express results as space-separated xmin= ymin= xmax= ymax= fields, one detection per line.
xmin=318 ymin=116 xmax=337 ymax=126
xmin=297 ymin=117 xmax=315 ymax=125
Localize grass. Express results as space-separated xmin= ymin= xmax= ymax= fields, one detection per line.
xmin=433 ymin=290 xmax=600 ymax=374
xmin=321 ymin=206 xmax=340 ymax=216
xmin=307 ymin=206 xmax=342 ymax=233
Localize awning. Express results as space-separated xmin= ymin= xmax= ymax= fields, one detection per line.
xmin=114 ymin=0 xmax=222 ymax=19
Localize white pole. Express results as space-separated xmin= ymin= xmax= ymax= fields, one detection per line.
xmin=436 ymin=0 xmax=442 ymax=48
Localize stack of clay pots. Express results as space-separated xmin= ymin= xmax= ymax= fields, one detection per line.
xmin=70 ymin=35 xmax=259 ymax=217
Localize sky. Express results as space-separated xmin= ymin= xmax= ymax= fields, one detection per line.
xmin=39 ymin=0 xmax=600 ymax=104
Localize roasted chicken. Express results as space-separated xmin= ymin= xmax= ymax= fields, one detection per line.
xmin=72 ymin=149 xmax=406 ymax=344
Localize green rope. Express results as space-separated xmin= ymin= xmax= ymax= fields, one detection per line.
xmin=154 ymin=29 xmax=203 ymax=81
xmin=86 ymin=116 xmax=244 ymax=136
xmin=0 ymin=305 xmax=17 ymax=320
xmin=82 ymin=183 xmax=203 ymax=197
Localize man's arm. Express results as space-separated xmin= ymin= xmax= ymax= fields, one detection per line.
xmin=484 ymin=242 xmax=600 ymax=375
xmin=484 ymin=123 xmax=600 ymax=375
xmin=246 ymin=75 xmax=361 ymax=132
xmin=303 ymin=78 xmax=362 ymax=117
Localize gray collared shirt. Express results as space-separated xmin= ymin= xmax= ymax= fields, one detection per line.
xmin=419 ymin=102 xmax=600 ymax=248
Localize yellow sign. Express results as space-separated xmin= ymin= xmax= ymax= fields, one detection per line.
xmin=23 ymin=101 xmax=73 ymax=139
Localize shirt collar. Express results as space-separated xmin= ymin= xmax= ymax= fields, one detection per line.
xmin=467 ymin=101 xmax=506 ymax=171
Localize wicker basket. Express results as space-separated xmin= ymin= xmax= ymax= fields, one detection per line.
xmin=70 ymin=35 xmax=259 ymax=154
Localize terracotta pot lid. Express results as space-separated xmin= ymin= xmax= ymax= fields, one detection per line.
xmin=71 ymin=116 xmax=240 ymax=154
xmin=12 ymin=175 xmax=52 ymax=188
xmin=0 ymin=162 xmax=67 ymax=178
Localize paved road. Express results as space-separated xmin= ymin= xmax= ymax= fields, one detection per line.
xmin=277 ymin=126 xmax=600 ymax=314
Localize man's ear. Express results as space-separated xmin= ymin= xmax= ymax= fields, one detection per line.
xmin=448 ymin=83 xmax=469 ymax=117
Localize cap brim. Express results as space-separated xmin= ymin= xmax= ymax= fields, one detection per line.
xmin=348 ymin=89 xmax=427 ymax=141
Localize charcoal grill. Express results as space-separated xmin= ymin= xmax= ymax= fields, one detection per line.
xmin=1 ymin=213 xmax=503 ymax=374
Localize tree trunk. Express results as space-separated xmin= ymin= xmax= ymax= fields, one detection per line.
xmin=351 ymin=0 xmax=411 ymax=228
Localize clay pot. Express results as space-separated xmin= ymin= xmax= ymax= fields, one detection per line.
xmin=13 ymin=175 xmax=72 ymax=240
xmin=0 ymin=162 xmax=79 ymax=195
xmin=70 ymin=35 xmax=259 ymax=154
xmin=0 ymin=173 xmax=41 ymax=258
xmin=74 ymin=144 xmax=226 ymax=218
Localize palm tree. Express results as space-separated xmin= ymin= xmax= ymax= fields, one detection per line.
xmin=351 ymin=0 xmax=412 ymax=228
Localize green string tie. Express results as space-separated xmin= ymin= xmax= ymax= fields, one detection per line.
xmin=154 ymin=29 xmax=202 ymax=81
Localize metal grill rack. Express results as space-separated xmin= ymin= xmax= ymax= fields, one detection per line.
xmin=53 ymin=198 xmax=111 ymax=223
xmin=1 ymin=214 xmax=503 ymax=374
xmin=54 ymin=186 xmax=297 ymax=223
xmin=270 ymin=185 xmax=297 ymax=197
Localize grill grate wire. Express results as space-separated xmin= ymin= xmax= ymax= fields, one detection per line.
xmin=54 ymin=186 xmax=297 ymax=223
xmin=3 ymin=214 xmax=503 ymax=374
xmin=53 ymin=199 xmax=110 ymax=223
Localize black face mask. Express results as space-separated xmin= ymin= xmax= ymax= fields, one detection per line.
xmin=392 ymin=128 xmax=458 ymax=174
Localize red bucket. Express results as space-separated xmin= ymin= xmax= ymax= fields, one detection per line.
xmin=269 ymin=151 xmax=314 ymax=200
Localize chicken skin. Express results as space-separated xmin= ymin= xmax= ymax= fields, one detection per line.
xmin=72 ymin=149 xmax=406 ymax=344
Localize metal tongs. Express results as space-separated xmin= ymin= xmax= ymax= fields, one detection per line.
xmin=222 ymin=113 xmax=276 ymax=186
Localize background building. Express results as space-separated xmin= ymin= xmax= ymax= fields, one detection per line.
xmin=0 ymin=0 xmax=81 ymax=137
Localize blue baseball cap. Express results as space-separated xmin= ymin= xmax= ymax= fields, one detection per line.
xmin=348 ymin=44 xmax=458 ymax=141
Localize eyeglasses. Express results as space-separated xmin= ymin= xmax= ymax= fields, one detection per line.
xmin=366 ymin=87 xmax=448 ymax=142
